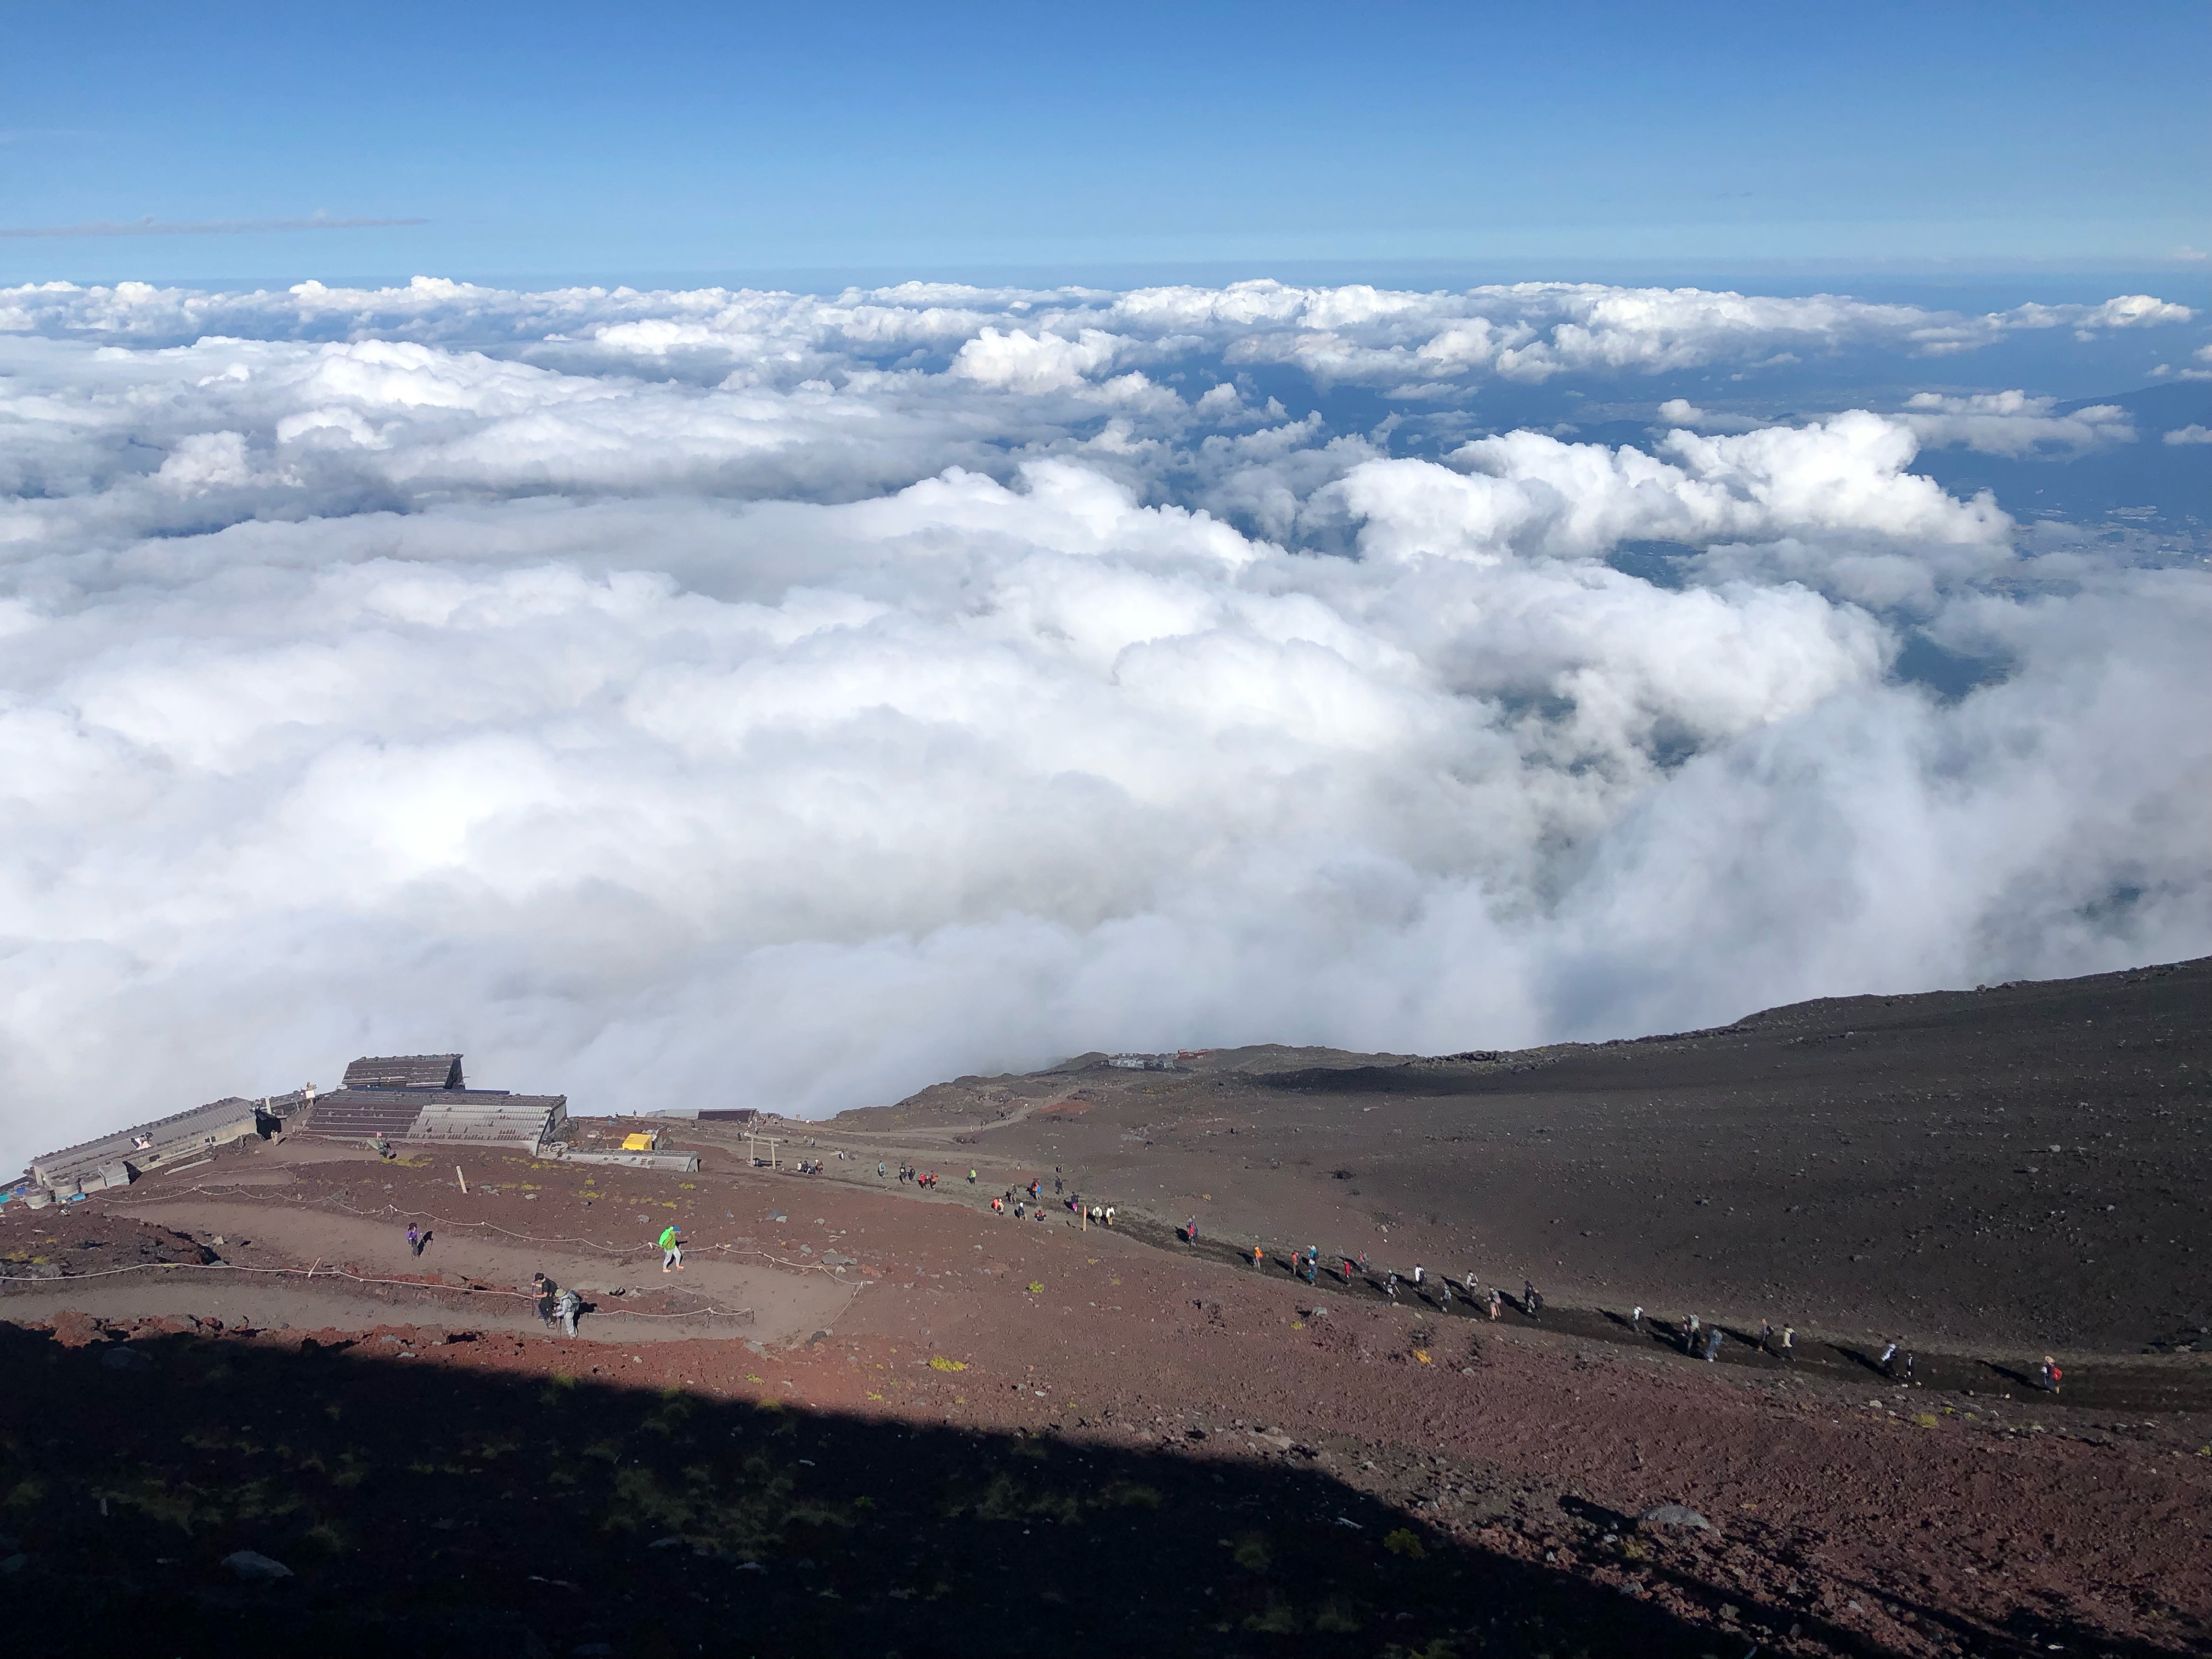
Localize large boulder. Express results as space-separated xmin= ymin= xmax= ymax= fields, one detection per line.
xmin=223 ymin=1550 xmax=295 ymax=1582
xmin=1638 ymin=1503 xmax=1714 ymax=1532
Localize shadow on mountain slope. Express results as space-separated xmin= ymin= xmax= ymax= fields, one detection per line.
xmin=2 ymin=1317 xmax=2102 ymax=1659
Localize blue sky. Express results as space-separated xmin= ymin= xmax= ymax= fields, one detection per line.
xmin=2 ymin=0 xmax=2206 ymax=284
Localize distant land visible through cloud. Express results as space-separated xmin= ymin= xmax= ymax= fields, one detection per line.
xmin=0 ymin=274 xmax=2207 ymax=1170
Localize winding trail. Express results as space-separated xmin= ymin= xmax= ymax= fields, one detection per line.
xmin=751 ymin=1147 xmax=2212 ymax=1414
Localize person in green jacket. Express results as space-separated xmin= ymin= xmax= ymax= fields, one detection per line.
xmin=659 ymin=1223 xmax=684 ymax=1272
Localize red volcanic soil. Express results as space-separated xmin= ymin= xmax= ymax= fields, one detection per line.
xmin=2 ymin=958 xmax=2210 ymax=1657
xmin=826 ymin=956 xmax=2212 ymax=1357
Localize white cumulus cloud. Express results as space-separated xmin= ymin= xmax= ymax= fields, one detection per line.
xmin=0 ymin=275 xmax=2205 ymax=1173
xmin=1900 ymin=390 xmax=2135 ymax=456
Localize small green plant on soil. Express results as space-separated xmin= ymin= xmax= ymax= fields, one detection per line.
xmin=3 ymin=1477 xmax=45 ymax=1512
xmin=1383 ymin=1640 xmax=1463 ymax=1659
xmin=599 ymin=1454 xmax=845 ymax=1559
xmin=99 ymin=1476 xmax=208 ymax=1533
xmin=1244 ymin=1596 xmax=1300 ymax=1634
xmin=1313 ymin=1598 xmax=1364 ymax=1632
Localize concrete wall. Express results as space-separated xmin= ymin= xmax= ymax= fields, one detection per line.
xmin=550 ymin=1149 xmax=701 ymax=1172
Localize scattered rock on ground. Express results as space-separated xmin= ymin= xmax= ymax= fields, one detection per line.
xmin=223 ymin=1549 xmax=294 ymax=1581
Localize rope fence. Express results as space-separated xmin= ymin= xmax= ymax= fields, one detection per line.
xmin=2 ymin=1177 xmax=880 ymax=1329
xmin=0 ymin=1254 xmax=758 ymax=1319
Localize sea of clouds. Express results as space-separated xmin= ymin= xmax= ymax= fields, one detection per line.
xmin=2 ymin=275 xmax=2208 ymax=1164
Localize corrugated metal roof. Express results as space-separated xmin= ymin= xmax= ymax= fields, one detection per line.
xmin=302 ymin=1088 xmax=566 ymax=1146
xmin=342 ymin=1054 xmax=465 ymax=1091
xmin=30 ymin=1095 xmax=264 ymax=1176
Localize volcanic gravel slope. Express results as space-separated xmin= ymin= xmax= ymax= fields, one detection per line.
xmin=3 ymin=955 xmax=2209 ymax=1657
xmin=4 ymin=1167 xmax=2211 ymax=1659
xmin=823 ymin=955 xmax=2212 ymax=1355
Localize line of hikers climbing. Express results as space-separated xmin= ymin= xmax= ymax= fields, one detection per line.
xmin=1213 ymin=1237 xmax=1954 ymax=1385
xmin=988 ymin=1169 xmax=1114 ymax=1227
xmin=1225 ymin=1244 xmax=1543 ymax=1324
xmin=480 ymin=1166 xmax=2060 ymax=1397
xmin=828 ymin=1157 xmax=2058 ymax=1394
xmin=888 ymin=1159 xmax=1119 ymax=1227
